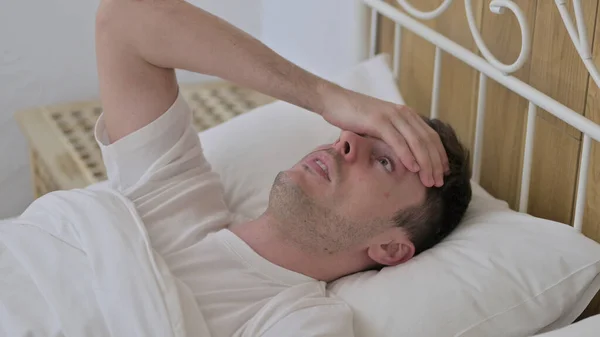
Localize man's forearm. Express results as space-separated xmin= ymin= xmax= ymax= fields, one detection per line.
xmin=97 ymin=0 xmax=339 ymax=114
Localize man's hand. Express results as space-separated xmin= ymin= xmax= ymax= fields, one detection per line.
xmin=319 ymin=84 xmax=449 ymax=188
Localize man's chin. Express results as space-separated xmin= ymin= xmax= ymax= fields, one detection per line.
xmin=277 ymin=167 xmax=305 ymax=185
xmin=272 ymin=169 xmax=309 ymax=197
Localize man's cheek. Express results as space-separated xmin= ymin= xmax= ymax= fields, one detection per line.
xmin=314 ymin=144 xmax=331 ymax=151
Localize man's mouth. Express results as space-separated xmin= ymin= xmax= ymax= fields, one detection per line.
xmin=315 ymin=159 xmax=329 ymax=178
xmin=305 ymin=156 xmax=330 ymax=181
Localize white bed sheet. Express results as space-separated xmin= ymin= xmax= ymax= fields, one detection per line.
xmin=0 ymin=187 xmax=207 ymax=337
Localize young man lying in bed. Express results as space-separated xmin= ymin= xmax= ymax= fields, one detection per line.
xmin=1 ymin=0 xmax=470 ymax=336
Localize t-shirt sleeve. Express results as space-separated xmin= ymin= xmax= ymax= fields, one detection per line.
xmin=94 ymin=89 xmax=231 ymax=257
xmin=95 ymin=90 xmax=197 ymax=191
xmin=260 ymin=304 xmax=355 ymax=337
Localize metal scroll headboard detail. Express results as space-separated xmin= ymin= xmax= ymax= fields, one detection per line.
xmin=363 ymin=0 xmax=600 ymax=231
xmin=396 ymin=0 xmax=531 ymax=74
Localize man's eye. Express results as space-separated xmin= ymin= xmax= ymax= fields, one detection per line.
xmin=378 ymin=157 xmax=393 ymax=172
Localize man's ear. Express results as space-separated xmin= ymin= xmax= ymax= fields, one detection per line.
xmin=367 ymin=229 xmax=415 ymax=266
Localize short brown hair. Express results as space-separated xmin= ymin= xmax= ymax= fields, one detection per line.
xmin=393 ymin=118 xmax=472 ymax=255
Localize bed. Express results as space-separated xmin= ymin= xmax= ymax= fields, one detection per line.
xmin=365 ymin=0 xmax=600 ymax=316
xmin=354 ymin=0 xmax=600 ymax=334
xmin=3 ymin=0 xmax=600 ymax=336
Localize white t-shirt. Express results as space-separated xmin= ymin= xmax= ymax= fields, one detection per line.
xmin=94 ymin=90 xmax=354 ymax=337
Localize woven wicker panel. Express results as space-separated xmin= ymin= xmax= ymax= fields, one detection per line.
xmin=28 ymin=81 xmax=274 ymax=194
xmin=47 ymin=103 xmax=106 ymax=182
xmin=30 ymin=149 xmax=59 ymax=197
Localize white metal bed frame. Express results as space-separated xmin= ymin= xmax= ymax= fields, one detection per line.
xmin=363 ymin=0 xmax=600 ymax=232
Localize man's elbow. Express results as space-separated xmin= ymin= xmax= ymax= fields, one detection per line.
xmin=95 ymin=0 xmax=123 ymax=38
xmin=95 ymin=0 xmax=143 ymax=46
xmin=95 ymin=0 xmax=176 ymax=45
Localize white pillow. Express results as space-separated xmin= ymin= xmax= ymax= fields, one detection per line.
xmin=198 ymin=55 xmax=600 ymax=337
xmin=328 ymin=196 xmax=600 ymax=337
xmin=533 ymin=314 xmax=600 ymax=337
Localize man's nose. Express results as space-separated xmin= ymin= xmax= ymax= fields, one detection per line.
xmin=333 ymin=131 xmax=367 ymax=163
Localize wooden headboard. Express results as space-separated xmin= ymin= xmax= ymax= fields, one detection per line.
xmin=370 ymin=0 xmax=600 ymax=316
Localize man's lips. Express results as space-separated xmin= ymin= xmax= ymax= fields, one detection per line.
xmin=303 ymin=151 xmax=333 ymax=181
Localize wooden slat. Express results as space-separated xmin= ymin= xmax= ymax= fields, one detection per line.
xmin=378 ymin=0 xmax=436 ymax=117
xmin=528 ymin=117 xmax=580 ymax=224
xmin=378 ymin=0 xmax=484 ymax=152
xmin=581 ymin=0 xmax=600 ymax=319
xmin=526 ymin=1 xmax=598 ymax=223
xmin=529 ymin=0 xmax=598 ymax=138
xmin=583 ymin=0 xmax=600 ymax=256
xmin=430 ymin=0 xmax=483 ymax=151
xmin=478 ymin=0 xmax=538 ymax=209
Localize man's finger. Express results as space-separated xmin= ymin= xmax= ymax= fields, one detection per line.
xmin=390 ymin=117 xmax=435 ymax=187
xmin=410 ymin=115 xmax=445 ymax=187
xmin=416 ymin=114 xmax=449 ymax=173
xmin=426 ymin=123 xmax=450 ymax=174
xmin=380 ymin=123 xmax=419 ymax=173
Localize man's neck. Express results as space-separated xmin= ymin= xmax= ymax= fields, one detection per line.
xmin=230 ymin=213 xmax=365 ymax=282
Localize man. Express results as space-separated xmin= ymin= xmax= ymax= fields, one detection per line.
xmin=4 ymin=0 xmax=470 ymax=336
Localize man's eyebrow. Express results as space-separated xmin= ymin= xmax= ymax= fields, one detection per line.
xmin=362 ymin=134 xmax=402 ymax=164
xmin=372 ymin=138 xmax=398 ymax=161
xmin=363 ymin=134 xmax=414 ymax=174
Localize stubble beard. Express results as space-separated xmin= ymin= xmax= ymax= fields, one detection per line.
xmin=267 ymin=171 xmax=370 ymax=255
